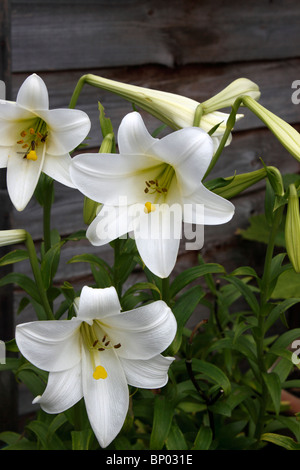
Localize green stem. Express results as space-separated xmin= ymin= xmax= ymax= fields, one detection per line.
xmin=254 ymin=205 xmax=284 ymax=443
xmin=203 ymin=97 xmax=243 ymax=180
xmin=25 ymin=233 xmax=54 ymax=320
xmin=161 ymin=276 xmax=170 ymax=305
xmin=43 ymin=181 xmax=53 ymax=254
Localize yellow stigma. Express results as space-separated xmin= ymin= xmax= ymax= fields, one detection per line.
xmin=93 ymin=365 xmax=108 ymax=380
xmin=144 ymin=201 xmax=156 ymax=214
xmin=26 ymin=150 xmax=38 ymax=161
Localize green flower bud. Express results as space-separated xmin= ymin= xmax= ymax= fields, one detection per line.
xmin=211 ymin=167 xmax=267 ymax=199
xmin=243 ymin=96 xmax=300 ymax=162
xmin=285 ymin=184 xmax=300 ymax=273
xmin=266 ymin=166 xmax=284 ymax=197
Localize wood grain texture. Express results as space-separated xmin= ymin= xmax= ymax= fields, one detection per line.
xmin=11 ymin=0 xmax=300 ymax=71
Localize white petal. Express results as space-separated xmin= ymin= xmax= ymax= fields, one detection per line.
xmin=86 ymin=204 xmax=140 ymax=246
xmin=134 ymin=203 xmax=182 ymax=278
xmin=121 ymin=354 xmax=175 ymax=389
xmin=70 ymin=152 xmax=159 ymax=206
xmin=15 ymin=319 xmax=82 ymax=372
xmin=38 ymin=108 xmax=91 ymax=155
xmin=149 ymin=127 xmax=214 ymax=195
xmin=42 ymin=152 xmax=75 ymax=188
xmin=0 ymin=101 xmax=36 ymax=146
xmin=6 ymin=144 xmax=45 ymax=211
xmin=103 ymin=300 xmax=177 ymax=360
xmin=33 ymin=362 xmax=83 ymax=414
xmin=77 ymin=286 xmax=121 ymax=323
xmin=183 ymin=184 xmax=235 ymax=225
xmin=117 ymin=111 xmax=158 ymax=155
xmin=81 ymin=343 xmax=129 ymax=448
xmin=16 ymin=74 xmax=49 ymax=111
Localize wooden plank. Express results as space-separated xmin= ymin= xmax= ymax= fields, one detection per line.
xmin=11 ymin=58 xmax=300 ymax=151
xmin=11 ymin=0 xmax=300 ymax=72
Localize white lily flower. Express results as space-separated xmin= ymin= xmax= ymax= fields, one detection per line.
xmin=70 ymin=112 xmax=235 ymax=278
xmin=0 ymin=74 xmax=91 ymax=211
xmin=15 ymin=285 xmax=176 ymax=448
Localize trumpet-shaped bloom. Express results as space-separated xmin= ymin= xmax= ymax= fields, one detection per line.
xmin=15 ymin=286 xmax=176 ymax=448
xmin=0 ymin=74 xmax=91 ymax=211
xmin=70 ymin=112 xmax=235 ymax=278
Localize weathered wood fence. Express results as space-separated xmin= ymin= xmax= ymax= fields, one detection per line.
xmin=1 ymin=0 xmax=300 ymax=430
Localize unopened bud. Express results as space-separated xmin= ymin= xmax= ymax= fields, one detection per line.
xmin=285 ymin=184 xmax=300 ymax=273
xmin=211 ymin=168 xmax=267 ymax=199
xmin=0 ymin=229 xmax=27 ymax=247
xmin=266 ymin=166 xmax=284 ymax=197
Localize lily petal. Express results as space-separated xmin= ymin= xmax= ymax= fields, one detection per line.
xmin=38 ymin=108 xmax=91 ymax=155
xmin=121 ymin=354 xmax=175 ymax=388
xmin=183 ymin=184 xmax=235 ymax=225
xmin=15 ymin=319 xmax=82 ymax=372
xmin=33 ymin=362 xmax=83 ymax=414
xmin=7 ymin=143 xmax=45 ymax=211
xmin=134 ymin=203 xmax=182 ymax=278
xmin=77 ymin=286 xmax=122 ymax=323
xmin=104 ymin=300 xmax=177 ymax=360
xmin=150 ymin=126 xmax=214 ymax=195
xmin=117 ymin=111 xmax=158 ymax=155
xmin=70 ymin=152 xmax=160 ymax=206
xmin=16 ymin=74 xmax=49 ymax=111
xmin=81 ymin=343 xmax=129 ymax=448
xmin=42 ymin=152 xmax=75 ymax=188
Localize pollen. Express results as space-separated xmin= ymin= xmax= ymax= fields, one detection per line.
xmin=144 ymin=201 xmax=156 ymax=214
xmin=26 ymin=150 xmax=38 ymax=161
xmin=93 ymin=365 xmax=108 ymax=380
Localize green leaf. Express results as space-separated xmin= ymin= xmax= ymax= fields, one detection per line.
xmin=192 ymin=426 xmax=213 ymax=450
xmin=0 ymin=249 xmax=29 ymax=266
xmin=165 ymin=424 xmax=188 ymax=450
xmin=41 ymin=241 xmax=63 ymax=290
xmin=264 ymin=298 xmax=300 ymax=333
xmin=168 ymin=285 xmax=205 ymax=355
xmin=0 ymin=272 xmax=41 ymax=304
xmin=170 ymin=263 xmax=225 ymax=297
xmin=150 ymin=395 xmax=174 ymax=450
xmin=223 ymin=275 xmax=260 ymax=315
xmin=71 ymin=429 xmax=95 ymax=450
xmin=262 ymin=372 xmax=282 ymax=415
xmin=26 ymin=420 xmax=67 ymax=450
xmin=271 ymin=268 xmax=300 ymax=299
xmin=0 ymin=431 xmax=37 ymax=450
xmin=261 ymin=433 xmax=300 ymax=450
xmin=191 ymin=358 xmax=231 ymax=395
xmin=238 ymin=213 xmax=285 ymax=247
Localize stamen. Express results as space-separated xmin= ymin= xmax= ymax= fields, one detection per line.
xmin=20 ymin=131 xmax=27 ymax=137
xmin=29 ymin=128 xmax=35 ymax=134
xmin=114 ymin=343 xmax=121 ymax=349
xmin=93 ymin=365 xmax=107 ymax=380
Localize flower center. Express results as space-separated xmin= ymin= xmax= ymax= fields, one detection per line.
xmin=80 ymin=321 xmax=121 ymax=380
xmin=143 ymin=164 xmax=175 ymax=214
xmin=17 ymin=118 xmax=48 ymax=161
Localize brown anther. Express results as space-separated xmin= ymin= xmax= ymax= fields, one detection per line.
xmin=162 ymin=188 xmax=168 ymax=192
xmin=98 ymin=347 xmax=105 ymax=351
xmin=149 ymin=180 xmax=155 ymax=184
xmin=29 ymin=128 xmax=35 ymax=134
xmin=17 ymin=140 xmax=24 ymax=144
xmin=114 ymin=343 xmax=121 ymax=349
xmin=20 ymin=131 xmax=27 ymax=137
xmin=144 ymin=188 xmax=149 ymax=193
xmin=104 ymin=341 xmax=110 ymax=347
xmin=37 ymin=132 xmax=43 ymax=139
xmin=92 ymin=339 xmax=98 ymax=347
xmin=22 ymin=144 xmax=29 ymax=148
xmin=102 ymin=335 xmax=107 ymax=342
xmin=145 ymin=181 xmax=150 ymax=187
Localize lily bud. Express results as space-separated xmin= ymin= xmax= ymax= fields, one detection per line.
xmin=0 ymin=229 xmax=27 ymax=247
xmin=202 ymin=78 xmax=261 ymax=114
xmin=285 ymin=184 xmax=300 ymax=272
xmin=81 ymin=74 xmax=245 ymax=136
xmin=266 ymin=166 xmax=285 ymax=197
xmin=243 ymin=96 xmax=300 ymax=162
xmin=211 ymin=167 xmax=267 ymax=199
